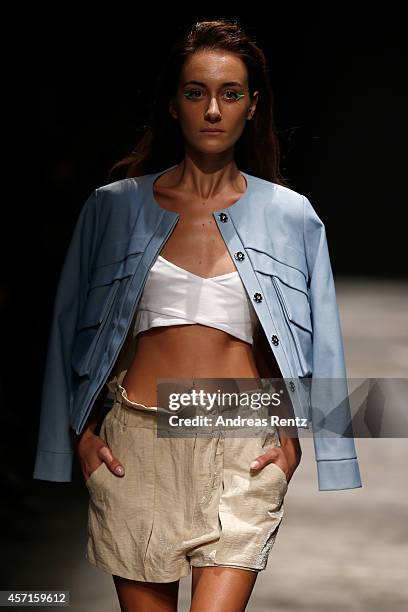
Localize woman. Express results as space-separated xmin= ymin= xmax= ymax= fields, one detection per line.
xmin=34 ymin=18 xmax=361 ymax=612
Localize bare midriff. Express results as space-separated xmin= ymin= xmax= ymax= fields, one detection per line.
xmin=121 ymin=164 xmax=282 ymax=406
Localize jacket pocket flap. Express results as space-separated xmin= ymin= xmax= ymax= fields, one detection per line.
xmin=244 ymin=240 xmax=308 ymax=280
xmin=89 ymin=256 xmax=142 ymax=289
xmin=72 ymin=281 xmax=120 ymax=376
xmin=90 ymin=234 xmax=149 ymax=288
xmin=272 ymin=277 xmax=313 ymax=334
xmin=76 ymin=282 xmax=119 ymax=331
xmin=246 ymin=247 xmax=308 ymax=297
xmin=92 ymin=233 xmax=149 ymax=269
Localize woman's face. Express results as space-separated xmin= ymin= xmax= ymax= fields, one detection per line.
xmin=169 ymin=49 xmax=258 ymax=156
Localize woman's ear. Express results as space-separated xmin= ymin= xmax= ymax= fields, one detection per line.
xmin=169 ymin=99 xmax=178 ymax=120
xmin=247 ymin=90 xmax=259 ymax=120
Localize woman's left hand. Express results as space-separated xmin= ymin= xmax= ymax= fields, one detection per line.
xmin=250 ymin=429 xmax=302 ymax=484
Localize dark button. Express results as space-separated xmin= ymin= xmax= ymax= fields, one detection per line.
xmin=234 ymin=251 xmax=245 ymax=261
xmin=218 ymin=212 xmax=228 ymax=222
xmin=289 ymin=381 xmax=295 ymax=392
xmin=253 ymin=292 xmax=262 ymax=303
xmin=271 ymin=334 xmax=279 ymax=346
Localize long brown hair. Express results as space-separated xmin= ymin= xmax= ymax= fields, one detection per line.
xmin=109 ymin=18 xmax=289 ymax=187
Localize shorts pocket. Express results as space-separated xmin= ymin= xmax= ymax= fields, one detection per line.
xmin=213 ymin=435 xmax=287 ymax=569
xmin=268 ymin=461 xmax=288 ymax=487
xmin=259 ymin=432 xmax=288 ymax=488
xmin=85 ymin=461 xmax=108 ymax=494
xmin=84 ymin=410 xmax=112 ymax=499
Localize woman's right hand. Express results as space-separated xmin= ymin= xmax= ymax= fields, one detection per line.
xmin=75 ymin=431 xmax=125 ymax=482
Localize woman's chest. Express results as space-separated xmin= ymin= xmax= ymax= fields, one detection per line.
xmin=158 ymin=208 xmax=239 ymax=278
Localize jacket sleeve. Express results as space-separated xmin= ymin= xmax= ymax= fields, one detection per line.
xmin=303 ymin=195 xmax=363 ymax=491
xmin=33 ymin=188 xmax=100 ymax=482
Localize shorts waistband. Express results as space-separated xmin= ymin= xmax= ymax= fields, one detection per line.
xmin=106 ymin=372 xmax=278 ymax=434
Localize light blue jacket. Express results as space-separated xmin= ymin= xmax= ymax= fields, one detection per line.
xmin=33 ymin=164 xmax=363 ymax=491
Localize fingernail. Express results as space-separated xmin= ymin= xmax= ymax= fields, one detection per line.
xmin=115 ymin=466 xmax=124 ymax=475
xmin=250 ymin=460 xmax=260 ymax=470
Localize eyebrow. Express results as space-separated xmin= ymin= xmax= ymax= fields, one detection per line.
xmin=183 ymin=80 xmax=243 ymax=88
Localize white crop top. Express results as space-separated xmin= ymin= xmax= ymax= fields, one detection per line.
xmin=133 ymin=255 xmax=259 ymax=344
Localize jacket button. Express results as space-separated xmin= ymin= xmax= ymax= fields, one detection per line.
xmin=271 ymin=334 xmax=279 ymax=346
xmin=218 ymin=212 xmax=228 ymax=222
xmin=253 ymin=292 xmax=262 ymax=303
xmin=289 ymin=381 xmax=295 ymax=392
xmin=234 ymin=251 xmax=245 ymax=261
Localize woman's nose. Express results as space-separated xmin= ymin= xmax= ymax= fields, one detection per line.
xmin=205 ymin=97 xmax=222 ymax=119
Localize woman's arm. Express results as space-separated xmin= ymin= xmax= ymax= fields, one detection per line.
xmin=252 ymin=323 xmax=302 ymax=483
xmin=72 ymin=382 xmax=126 ymax=481
xmin=33 ymin=189 xmax=100 ymax=482
xmin=303 ymin=194 xmax=362 ymax=490
xmin=71 ymin=384 xmax=110 ymax=447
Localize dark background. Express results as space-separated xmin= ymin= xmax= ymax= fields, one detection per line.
xmin=1 ymin=7 xmax=406 ymax=593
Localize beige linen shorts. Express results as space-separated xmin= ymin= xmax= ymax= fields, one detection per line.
xmin=85 ymin=371 xmax=288 ymax=583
